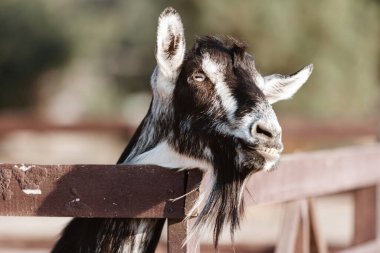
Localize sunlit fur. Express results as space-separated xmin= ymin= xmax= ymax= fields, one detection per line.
xmin=262 ymin=64 xmax=313 ymax=104
xmin=51 ymin=7 xmax=312 ymax=253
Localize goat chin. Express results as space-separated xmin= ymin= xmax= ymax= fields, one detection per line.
xmin=185 ymin=167 xmax=252 ymax=248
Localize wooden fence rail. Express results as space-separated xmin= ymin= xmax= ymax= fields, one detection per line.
xmin=1 ymin=144 xmax=380 ymax=253
xmin=0 ymin=164 xmax=201 ymax=218
xmin=245 ymin=144 xmax=380 ymax=205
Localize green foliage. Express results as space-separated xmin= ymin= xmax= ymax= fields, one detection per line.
xmin=196 ymin=0 xmax=380 ymax=118
xmin=104 ymin=0 xmax=380 ymax=118
xmin=0 ymin=0 xmax=70 ymax=109
xmin=0 ymin=0 xmax=379 ymax=119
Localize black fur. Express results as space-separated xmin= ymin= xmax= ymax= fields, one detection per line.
xmin=51 ymin=102 xmax=168 ymax=253
xmin=170 ymin=36 xmax=274 ymax=246
xmin=52 ymin=218 xmax=165 ymax=253
xmin=52 ymin=34 xmax=283 ymax=253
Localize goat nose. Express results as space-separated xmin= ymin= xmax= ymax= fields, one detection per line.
xmin=251 ymin=122 xmax=281 ymax=140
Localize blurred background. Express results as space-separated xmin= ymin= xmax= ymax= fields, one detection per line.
xmin=0 ymin=0 xmax=379 ymax=252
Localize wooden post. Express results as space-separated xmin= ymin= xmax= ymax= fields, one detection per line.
xmin=276 ymin=199 xmax=329 ymax=253
xmin=297 ymin=200 xmax=310 ymax=253
xmin=351 ymin=122 xmax=379 ymax=246
xmin=308 ymin=199 xmax=328 ymax=253
xmin=167 ymin=218 xmax=199 ymax=253
xmin=275 ymin=200 xmax=310 ymax=253
xmin=352 ymin=186 xmax=377 ymax=245
xmin=167 ymin=170 xmax=202 ymax=253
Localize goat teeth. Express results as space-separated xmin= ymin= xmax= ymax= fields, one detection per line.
xmin=260 ymin=148 xmax=279 ymax=155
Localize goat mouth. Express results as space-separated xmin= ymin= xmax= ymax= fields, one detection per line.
xmin=256 ymin=147 xmax=282 ymax=171
xmin=239 ymin=141 xmax=282 ymax=170
xmin=256 ymin=147 xmax=281 ymax=159
xmin=240 ymin=141 xmax=282 ymax=156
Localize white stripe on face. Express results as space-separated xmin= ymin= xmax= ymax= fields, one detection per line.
xmin=128 ymin=141 xmax=213 ymax=171
xmin=202 ymin=54 xmax=237 ymax=122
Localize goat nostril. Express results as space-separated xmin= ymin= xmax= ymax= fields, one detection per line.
xmin=255 ymin=124 xmax=273 ymax=139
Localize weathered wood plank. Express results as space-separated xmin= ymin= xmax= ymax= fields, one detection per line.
xmin=1 ymin=144 xmax=379 ymax=218
xmin=352 ymin=186 xmax=377 ymax=245
xmin=275 ymin=201 xmax=308 ymax=253
xmin=184 ymin=170 xmax=202 ymax=216
xmin=167 ymin=170 xmax=201 ymax=253
xmin=0 ymin=164 xmax=189 ymax=218
xmin=308 ymin=199 xmax=328 ymax=253
xmin=245 ymin=144 xmax=380 ymax=206
xmin=167 ymin=218 xmax=199 ymax=253
xmin=296 ymin=200 xmax=310 ymax=253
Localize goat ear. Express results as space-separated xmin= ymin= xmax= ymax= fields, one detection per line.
xmin=262 ymin=64 xmax=313 ymax=104
xmin=156 ymin=7 xmax=186 ymax=83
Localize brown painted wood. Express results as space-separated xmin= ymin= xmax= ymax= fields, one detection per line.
xmin=1 ymin=145 xmax=379 ymax=218
xmin=167 ymin=170 xmax=201 ymax=253
xmin=352 ymin=186 xmax=377 ymax=246
xmin=0 ymin=164 xmax=189 ymax=218
xmin=245 ymin=144 xmax=380 ymax=206
xmin=167 ymin=218 xmax=199 ymax=253
xmin=308 ymin=199 xmax=328 ymax=253
xmin=184 ymin=169 xmax=202 ymax=216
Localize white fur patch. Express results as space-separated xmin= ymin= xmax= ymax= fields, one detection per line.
xmin=263 ymin=64 xmax=313 ymax=104
xmin=185 ymin=173 xmax=216 ymax=245
xmin=202 ymin=54 xmax=237 ymax=122
xmin=129 ymin=141 xmax=212 ymax=171
xmin=263 ymin=159 xmax=278 ymax=171
xmin=122 ymin=221 xmax=149 ymax=253
xmin=219 ymin=99 xmax=280 ymax=143
xmin=254 ymin=72 xmax=266 ymax=92
xmin=151 ymin=67 xmax=175 ymax=100
xmin=156 ymin=8 xmax=186 ymax=83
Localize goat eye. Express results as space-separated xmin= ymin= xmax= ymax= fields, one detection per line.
xmin=192 ymin=72 xmax=206 ymax=82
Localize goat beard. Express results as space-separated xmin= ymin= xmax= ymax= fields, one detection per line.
xmin=188 ymin=162 xmax=253 ymax=248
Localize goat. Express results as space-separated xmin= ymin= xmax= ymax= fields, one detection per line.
xmin=51 ymin=7 xmax=313 ymax=253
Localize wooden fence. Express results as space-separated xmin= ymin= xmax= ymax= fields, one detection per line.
xmin=1 ymin=143 xmax=380 ymax=253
